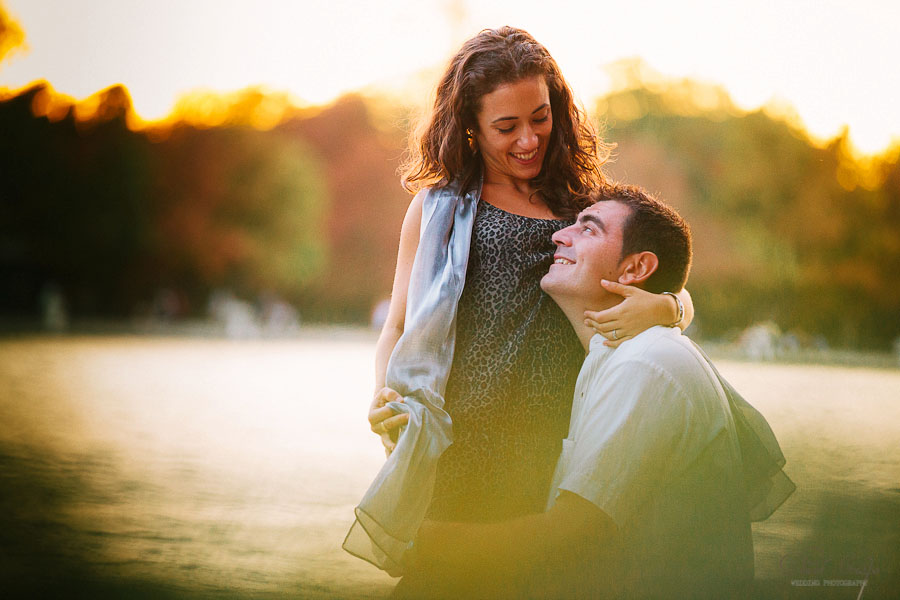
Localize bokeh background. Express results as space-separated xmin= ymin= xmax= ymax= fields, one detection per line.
xmin=1 ymin=1 xmax=898 ymax=598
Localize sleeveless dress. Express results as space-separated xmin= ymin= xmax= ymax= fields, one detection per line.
xmin=427 ymin=200 xmax=586 ymax=522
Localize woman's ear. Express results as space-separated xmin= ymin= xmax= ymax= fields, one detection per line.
xmin=466 ymin=128 xmax=478 ymax=154
xmin=617 ymin=251 xmax=659 ymax=286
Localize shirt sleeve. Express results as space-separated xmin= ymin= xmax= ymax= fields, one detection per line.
xmin=557 ymin=358 xmax=694 ymax=529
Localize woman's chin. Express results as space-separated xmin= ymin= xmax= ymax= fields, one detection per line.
xmin=511 ymin=163 xmax=543 ymax=181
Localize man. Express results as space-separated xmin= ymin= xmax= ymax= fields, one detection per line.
xmin=411 ymin=184 xmax=762 ymax=598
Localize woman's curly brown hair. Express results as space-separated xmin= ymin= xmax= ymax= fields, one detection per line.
xmin=401 ymin=26 xmax=611 ymax=218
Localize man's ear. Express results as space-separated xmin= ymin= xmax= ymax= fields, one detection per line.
xmin=617 ymin=251 xmax=659 ymax=286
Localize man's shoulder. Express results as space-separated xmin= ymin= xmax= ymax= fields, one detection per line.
xmin=587 ymin=327 xmax=722 ymax=398
xmin=611 ymin=326 xmax=701 ymax=369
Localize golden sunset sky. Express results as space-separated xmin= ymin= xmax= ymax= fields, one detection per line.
xmin=2 ymin=0 xmax=899 ymax=155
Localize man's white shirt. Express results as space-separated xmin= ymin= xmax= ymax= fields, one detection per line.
xmin=548 ymin=326 xmax=754 ymax=597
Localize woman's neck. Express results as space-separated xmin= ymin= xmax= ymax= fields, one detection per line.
xmin=481 ymin=161 xmax=535 ymax=191
xmin=483 ymin=174 xmax=534 ymax=196
xmin=481 ymin=172 xmax=556 ymax=219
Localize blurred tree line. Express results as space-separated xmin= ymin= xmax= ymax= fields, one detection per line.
xmin=598 ymin=72 xmax=900 ymax=349
xmin=1 ymin=71 xmax=898 ymax=349
xmin=0 ymin=83 xmax=409 ymax=324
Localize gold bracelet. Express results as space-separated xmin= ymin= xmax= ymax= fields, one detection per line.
xmin=662 ymin=291 xmax=684 ymax=327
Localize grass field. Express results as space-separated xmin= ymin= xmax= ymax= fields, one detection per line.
xmin=0 ymin=333 xmax=897 ymax=598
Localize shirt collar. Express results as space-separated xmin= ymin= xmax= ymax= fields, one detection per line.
xmin=588 ymin=333 xmax=615 ymax=358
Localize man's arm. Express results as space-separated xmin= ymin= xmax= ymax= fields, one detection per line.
xmin=413 ymin=491 xmax=619 ymax=582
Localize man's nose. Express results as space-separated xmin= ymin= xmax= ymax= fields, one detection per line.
xmin=551 ymin=226 xmax=573 ymax=246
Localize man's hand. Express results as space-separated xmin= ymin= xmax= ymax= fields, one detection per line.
xmin=368 ymin=387 xmax=409 ymax=456
xmin=411 ymin=492 xmax=619 ymax=596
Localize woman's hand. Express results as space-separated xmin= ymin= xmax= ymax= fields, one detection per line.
xmin=368 ymin=387 xmax=410 ymax=456
xmin=583 ymin=280 xmax=679 ymax=348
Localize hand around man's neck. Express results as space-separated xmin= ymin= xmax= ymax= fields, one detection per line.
xmin=555 ymin=295 xmax=622 ymax=353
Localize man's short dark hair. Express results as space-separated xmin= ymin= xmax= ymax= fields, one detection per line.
xmin=591 ymin=183 xmax=692 ymax=294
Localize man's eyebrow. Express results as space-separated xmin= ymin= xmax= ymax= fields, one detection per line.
xmin=490 ymin=103 xmax=550 ymax=124
xmin=578 ymin=213 xmax=606 ymax=232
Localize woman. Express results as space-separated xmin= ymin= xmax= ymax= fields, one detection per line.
xmin=357 ymin=25 xmax=692 ymax=573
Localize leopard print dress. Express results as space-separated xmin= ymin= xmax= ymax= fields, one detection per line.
xmin=427 ymin=200 xmax=586 ymax=522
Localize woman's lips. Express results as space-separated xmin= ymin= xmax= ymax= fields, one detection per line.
xmin=510 ymin=148 xmax=539 ymax=164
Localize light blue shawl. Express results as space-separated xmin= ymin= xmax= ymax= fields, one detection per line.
xmin=342 ymin=180 xmax=479 ymax=575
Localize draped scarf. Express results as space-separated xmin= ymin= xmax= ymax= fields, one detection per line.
xmin=342 ymin=180 xmax=479 ymax=575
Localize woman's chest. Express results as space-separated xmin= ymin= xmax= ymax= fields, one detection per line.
xmin=468 ymin=202 xmax=570 ymax=270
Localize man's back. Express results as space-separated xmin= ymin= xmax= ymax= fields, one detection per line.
xmin=549 ymin=326 xmax=754 ymax=598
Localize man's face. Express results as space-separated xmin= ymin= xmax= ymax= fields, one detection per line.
xmin=540 ymin=201 xmax=632 ymax=303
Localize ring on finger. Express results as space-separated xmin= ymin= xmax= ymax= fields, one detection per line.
xmin=611 ymin=329 xmax=618 ymax=340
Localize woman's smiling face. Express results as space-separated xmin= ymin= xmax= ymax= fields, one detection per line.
xmin=474 ymin=76 xmax=552 ymax=185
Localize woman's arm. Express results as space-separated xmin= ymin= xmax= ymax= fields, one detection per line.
xmin=374 ymin=194 xmax=423 ymax=389
xmin=583 ymin=281 xmax=695 ymax=348
xmin=368 ymin=193 xmax=423 ymax=450
xmin=674 ymin=287 xmax=694 ymax=330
